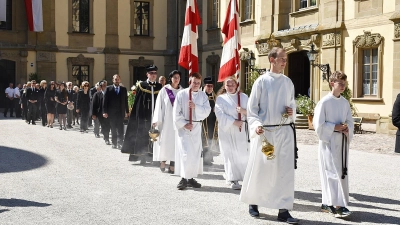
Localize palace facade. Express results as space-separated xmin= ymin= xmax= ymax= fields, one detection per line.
xmin=0 ymin=0 xmax=398 ymax=133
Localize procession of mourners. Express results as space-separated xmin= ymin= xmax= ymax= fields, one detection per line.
xmin=4 ymin=48 xmax=359 ymax=224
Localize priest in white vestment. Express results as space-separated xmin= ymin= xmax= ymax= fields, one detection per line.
xmin=239 ymin=47 xmax=299 ymax=224
xmin=173 ymin=73 xmax=211 ymax=190
xmin=152 ymin=70 xmax=183 ymax=173
xmin=215 ymin=76 xmax=249 ymax=190
xmin=313 ymin=71 xmax=354 ymax=218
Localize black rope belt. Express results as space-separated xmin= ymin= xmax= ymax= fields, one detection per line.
xmin=334 ymin=131 xmax=348 ymax=179
xmin=185 ymin=120 xmax=203 ymax=123
xmin=261 ymin=122 xmax=298 ymax=169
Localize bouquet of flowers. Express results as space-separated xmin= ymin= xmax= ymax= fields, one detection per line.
xmin=128 ymin=80 xmax=141 ymax=112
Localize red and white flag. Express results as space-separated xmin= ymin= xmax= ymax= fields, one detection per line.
xmin=24 ymin=0 xmax=43 ymax=32
xmin=178 ymin=0 xmax=202 ymax=74
xmin=218 ymin=0 xmax=241 ymax=83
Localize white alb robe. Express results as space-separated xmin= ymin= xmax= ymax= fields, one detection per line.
xmin=215 ymin=92 xmax=250 ymax=182
xmin=173 ymin=88 xmax=211 ymax=179
xmin=239 ymin=71 xmax=297 ymax=210
xmin=152 ymin=84 xmax=183 ymax=162
xmin=313 ymin=92 xmax=354 ymax=207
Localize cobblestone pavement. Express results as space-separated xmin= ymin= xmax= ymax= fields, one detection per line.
xmin=297 ymin=124 xmax=397 ymax=155
xmin=0 ymin=116 xmax=399 ymax=225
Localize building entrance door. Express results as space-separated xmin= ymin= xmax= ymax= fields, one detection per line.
xmin=0 ymin=59 xmax=16 ymax=108
xmin=288 ymin=51 xmax=310 ymax=98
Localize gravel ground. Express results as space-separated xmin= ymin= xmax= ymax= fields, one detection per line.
xmin=297 ymin=124 xmax=397 ymax=155
xmin=0 ymin=116 xmax=399 ymax=225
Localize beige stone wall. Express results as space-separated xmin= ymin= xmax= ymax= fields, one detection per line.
xmin=26 ymin=51 xmax=37 ymax=78
xmin=343 ymin=24 xmax=393 ymax=116
xmin=118 ymin=0 xmax=130 ymax=50
xmin=93 ymin=0 xmax=106 ymax=48
xmin=55 ymin=0 xmax=69 ymax=46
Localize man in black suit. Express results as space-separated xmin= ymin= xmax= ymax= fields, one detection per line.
xmin=103 ymin=74 xmax=129 ymax=149
xmin=26 ymin=80 xmax=39 ymax=125
xmin=92 ymin=81 xmax=111 ymax=145
xmin=19 ymin=84 xmax=26 ymax=120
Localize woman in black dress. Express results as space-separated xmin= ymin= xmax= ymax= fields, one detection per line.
xmin=39 ymin=80 xmax=48 ymax=127
xmin=45 ymin=81 xmax=56 ymax=128
xmin=73 ymin=85 xmax=80 ymax=125
xmin=76 ymin=81 xmax=91 ymax=132
xmin=55 ymin=82 xmax=68 ymax=130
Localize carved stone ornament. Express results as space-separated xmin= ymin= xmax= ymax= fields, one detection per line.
xmin=67 ymin=54 xmax=94 ymax=65
xmin=395 ymin=23 xmax=400 ymax=38
xmin=281 ymin=38 xmax=300 ymax=51
xmin=105 ymin=54 xmax=118 ymax=64
xmin=239 ymin=49 xmax=252 ymax=61
xmin=353 ymin=31 xmax=383 ymax=48
xmin=37 ymin=52 xmax=56 ymax=62
xmin=255 ymin=35 xmax=282 ymax=55
xmin=0 ymin=51 xmax=20 ymax=60
xmin=129 ymin=56 xmax=153 ymax=67
xmin=206 ymin=52 xmax=220 ymax=64
xmin=322 ymin=33 xmax=341 ymax=47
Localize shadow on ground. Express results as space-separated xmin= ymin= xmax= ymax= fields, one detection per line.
xmin=0 ymin=146 xmax=48 ymax=173
xmin=0 ymin=198 xmax=51 ymax=207
xmin=295 ymin=191 xmax=400 ymax=224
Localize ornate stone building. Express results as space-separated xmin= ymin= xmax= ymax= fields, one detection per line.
xmin=200 ymin=0 xmax=399 ymax=133
xmin=0 ymin=0 xmax=398 ymax=133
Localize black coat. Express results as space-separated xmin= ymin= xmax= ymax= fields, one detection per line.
xmin=92 ymin=91 xmax=105 ymax=118
xmin=103 ymin=85 xmax=129 ymax=119
xmin=121 ymin=81 xmax=162 ymax=155
xmin=66 ymin=89 xmax=75 ymax=103
xmin=76 ymin=90 xmax=91 ymax=112
xmin=26 ymin=87 xmax=39 ymax=103
xmin=392 ymin=93 xmax=400 ymax=153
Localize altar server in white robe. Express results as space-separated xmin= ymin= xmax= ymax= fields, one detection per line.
xmin=215 ymin=76 xmax=249 ymax=190
xmin=152 ymin=70 xmax=183 ymax=173
xmin=173 ymin=72 xmax=211 ymax=190
xmin=239 ymin=47 xmax=299 ymax=224
xmin=313 ymin=71 xmax=354 ymax=218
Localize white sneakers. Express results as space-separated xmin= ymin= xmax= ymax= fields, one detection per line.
xmin=230 ymin=181 xmax=242 ymax=190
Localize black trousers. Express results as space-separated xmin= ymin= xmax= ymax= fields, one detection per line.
xmin=22 ymin=102 xmax=28 ymax=120
xmin=99 ymin=116 xmax=111 ymax=141
xmin=109 ymin=116 xmax=124 ymax=145
xmin=41 ymin=102 xmax=47 ymax=125
xmin=14 ymin=98 xmax=21 ymax=117
xmin=27 ymin=102 xmax=38 ymax=123
xmin=4 ymin=98 xmax=14 ymax=116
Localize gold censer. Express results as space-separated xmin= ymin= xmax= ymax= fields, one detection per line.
xmin=260 ymin=112 xmax=289 ymax=160
xmin=261 ymin=137 xmax=275 ymax=160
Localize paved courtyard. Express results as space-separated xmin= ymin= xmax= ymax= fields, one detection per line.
xmin=0 ymin=116 xmax=399 ymax=225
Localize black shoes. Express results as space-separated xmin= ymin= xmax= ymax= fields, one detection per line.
xmin=32 ymin=122 xmax=36 ymax=125
xmin=335 ymin=207 xmax=352 ymax=218
xmin=277 ymin=210 xmax=299 ymax=224
xmin=177 ymin=178 xmax=188 ymax=190
xmin=95 ymin=134 xmax=101 ymax=138
xmin=249 ymin=205 xmax=259 ymax=217
xmin=187 ymin=178 xmax=201 ymax=188
xmin=321 ymin=204 xmax=352 ymax=218
xmin=321 ymin=204 xmax=336 ymax=215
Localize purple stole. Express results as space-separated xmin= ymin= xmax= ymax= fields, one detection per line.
xmin=165 ymin=88 xmax=176 ymax=106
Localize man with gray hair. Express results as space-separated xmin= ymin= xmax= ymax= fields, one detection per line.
xmin=66 ymin=81 xmax=75 ymax=128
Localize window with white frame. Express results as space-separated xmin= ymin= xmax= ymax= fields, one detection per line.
xmin=362 ymin=48 xmax=378 ymax=96
xmin=300 ymin=0 xmax=316 ymax=9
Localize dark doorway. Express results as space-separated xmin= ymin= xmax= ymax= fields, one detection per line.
xmin=0 ymin=60 xmax=16 ymax=108
xmin=133 ymin=66 xmax=147 ymax=85
xmin=288 ymin=51 xmax=310 ymax=98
